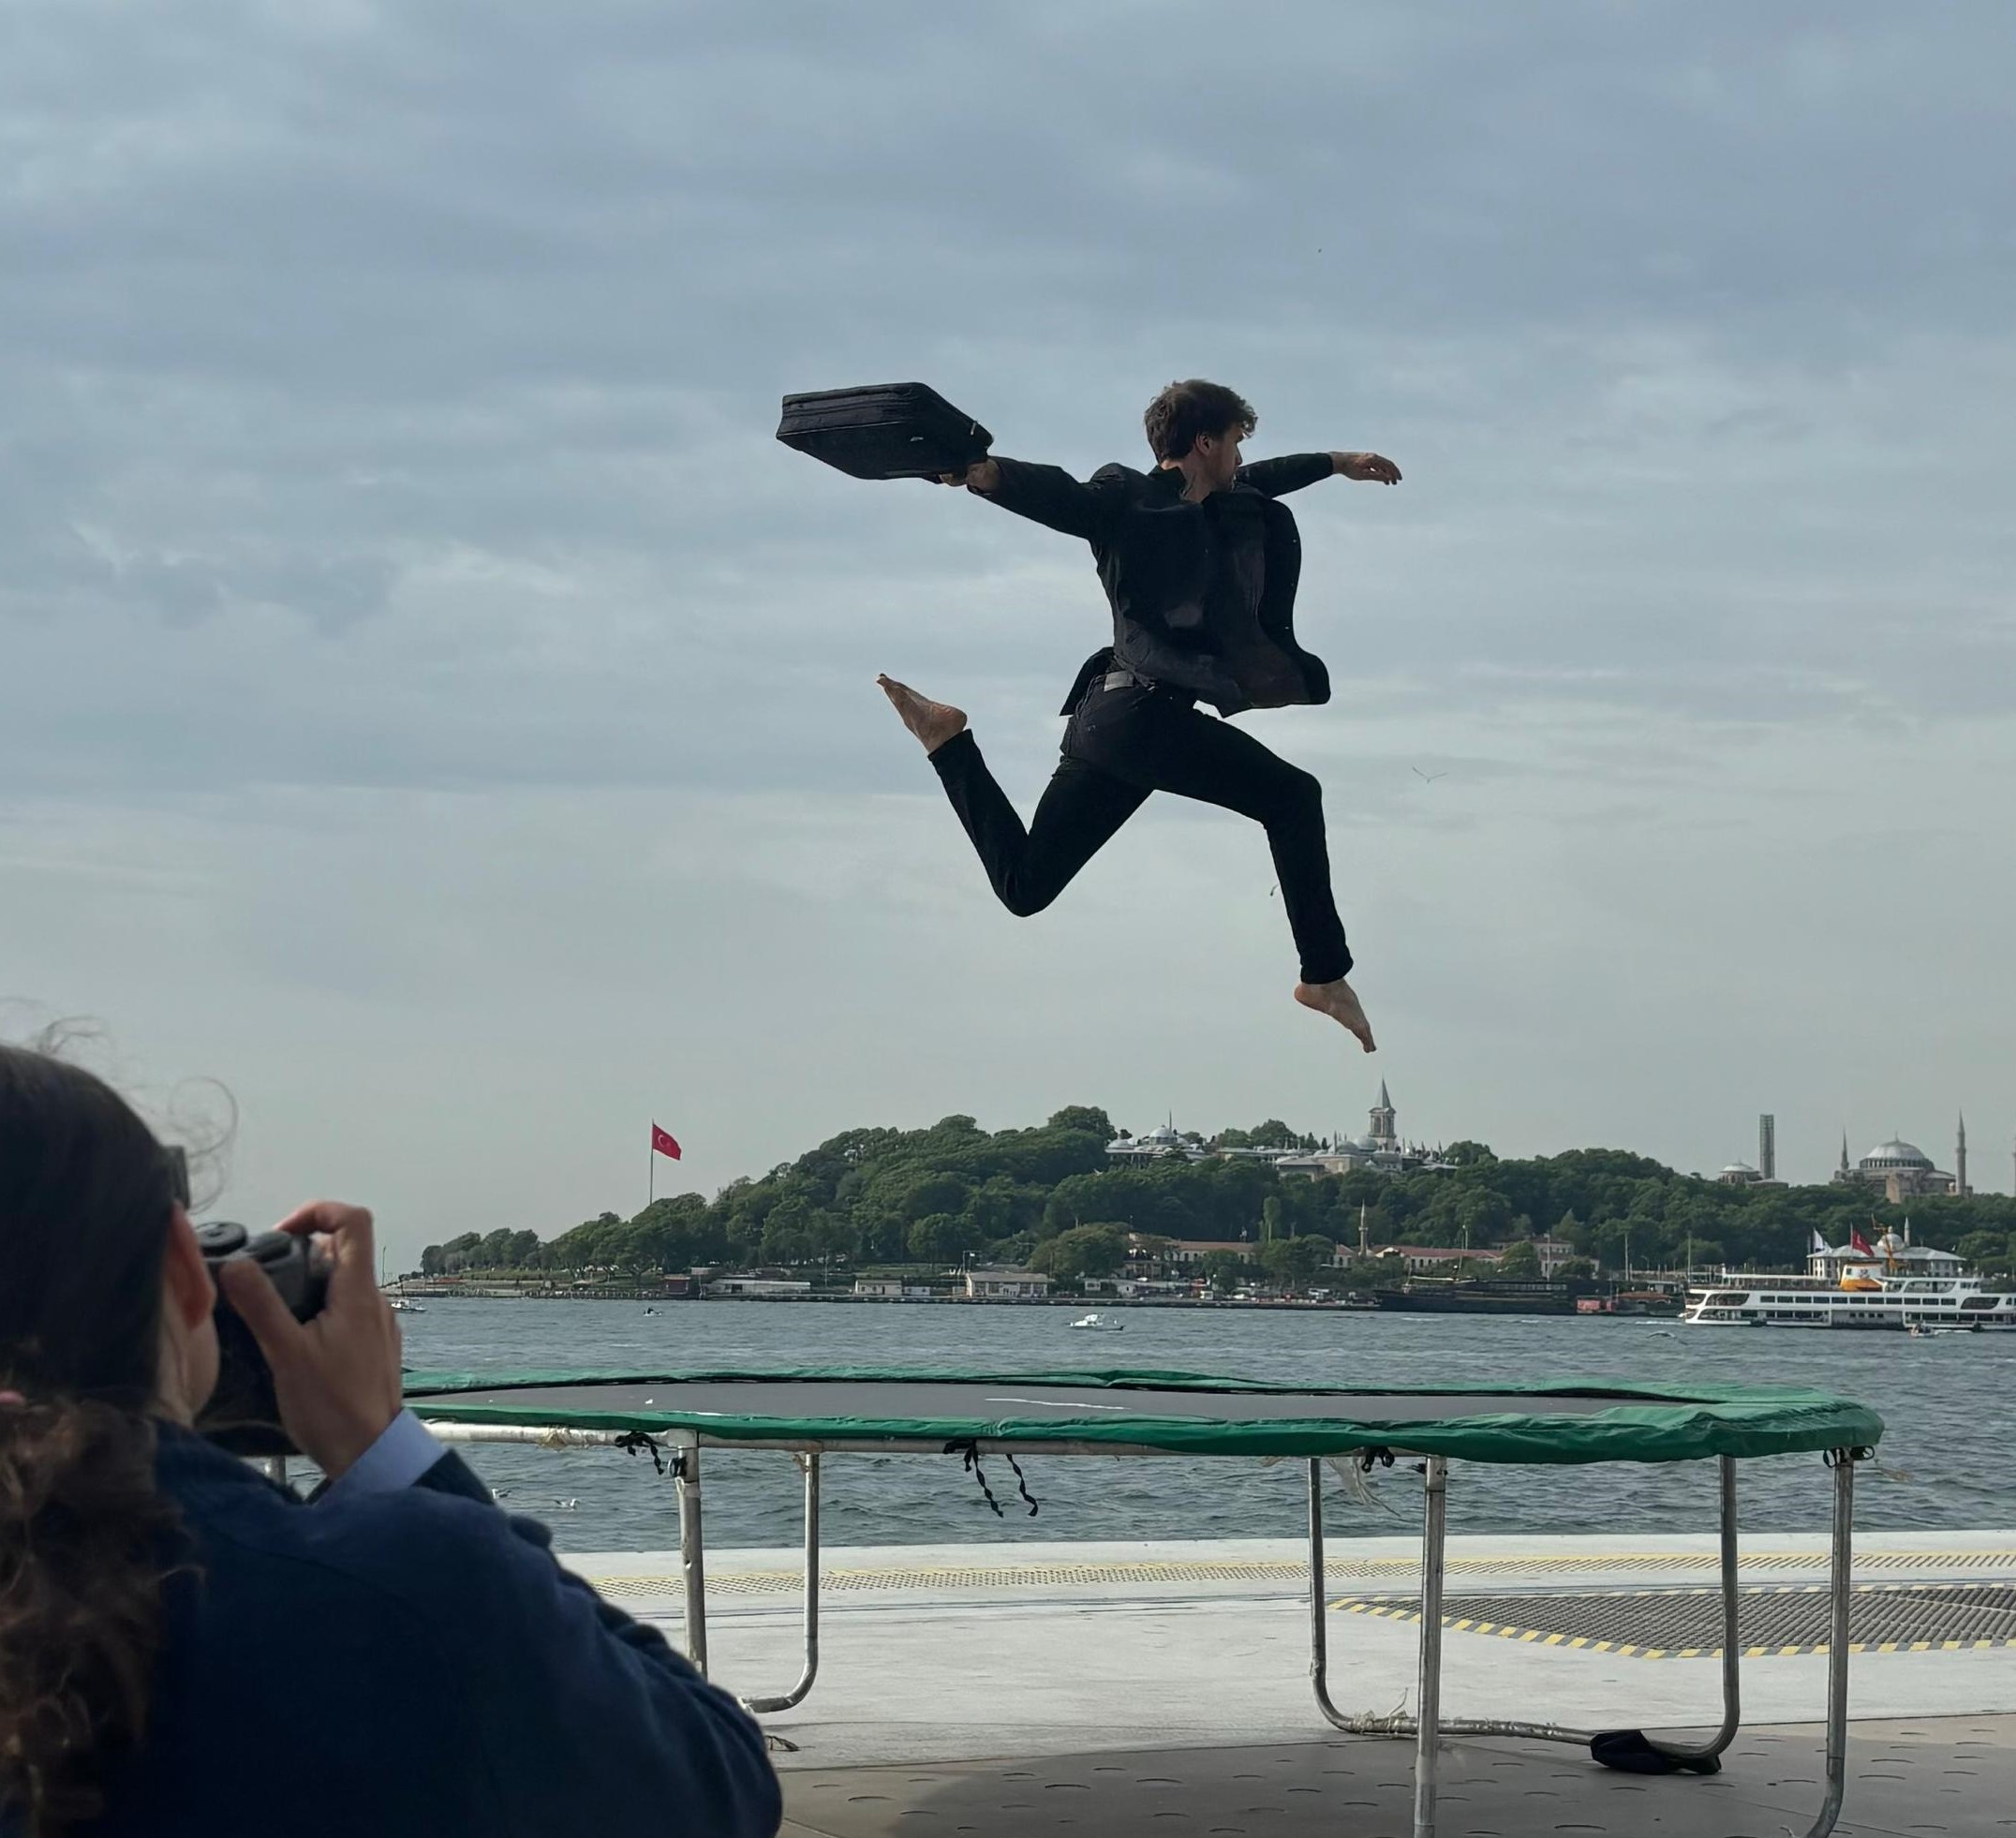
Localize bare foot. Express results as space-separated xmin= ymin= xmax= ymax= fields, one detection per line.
xmin=877 ymin=674 xmax=968 ymax=754
xmin=1295 ymin=977 xmax=1377 ymax=1053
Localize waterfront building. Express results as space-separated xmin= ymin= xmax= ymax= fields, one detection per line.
xmin=704 ymin=1275 xmax=812 ymax=1298
xmin=964 ymin=1267 xmax=1051 ymax=1300
xmin=1127 ymin=1237 xmax=1252 ymax=1273
xmin=1808 ymin=1223 xmax=1964 ymax=1282
xmin=1528 ymin=1235 xmax=1580 ymax=1278
xmin=1356 ymin=1243 xmax=1507 ymax=1275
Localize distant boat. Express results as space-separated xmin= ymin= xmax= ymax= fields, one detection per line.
xmin=388 ymin=1298 xmax=425 ymax=1313
xmin=1068 ymin=1312 xmax=1124 ymax=1332
xmin=1685 ymin=1268 xmax=2015 ymax=1330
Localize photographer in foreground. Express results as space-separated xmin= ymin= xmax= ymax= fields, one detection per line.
xmin=0 ymin=1045 xmax=781 ymax=1838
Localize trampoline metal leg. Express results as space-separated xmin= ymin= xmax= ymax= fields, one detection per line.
xmin=1306 ymin=1458 xmax=1581 ymax=1747
xmin=742 ymin=1451 xmax=822 ymax=1714
xmin=1412 ymin=1455 xmax=1449 ymax=1838
xmin=1308 ymin=1458 xmax=1353 ymax=1730
xmin=1801 ymin=1452 xmax=1856 ymax=1838
xmin=677 ymin=1444 xmax=708 ymax=1677
xmin=1644 ymin=1453 xmax=1743 ymax=1762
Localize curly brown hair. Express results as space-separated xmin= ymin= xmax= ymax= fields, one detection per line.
xmin=1142 ymin=378 xmax=1258 ymax=464
xmin=1 ymin=1046 xmax=185 ymax=1836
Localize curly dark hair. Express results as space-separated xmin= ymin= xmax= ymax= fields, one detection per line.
xmin=1 ymin=1045 xmax=185 ymax=1836
xmin=1143 ymin=378 xmax=1258 ymax=464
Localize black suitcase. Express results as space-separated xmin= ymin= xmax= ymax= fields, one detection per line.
xmin=777 ymin=382 xmax=993 ymax=481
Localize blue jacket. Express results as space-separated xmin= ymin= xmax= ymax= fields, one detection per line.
xmin=74 ymin=1428 xmax=781 ymax=1838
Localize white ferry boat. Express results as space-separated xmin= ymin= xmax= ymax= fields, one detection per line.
xmin=1682 ymin=1223 xmax=2016 ymax=1329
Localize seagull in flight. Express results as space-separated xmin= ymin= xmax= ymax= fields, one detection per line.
xmin=1412 ymin=767 xmax=1448 ymax=784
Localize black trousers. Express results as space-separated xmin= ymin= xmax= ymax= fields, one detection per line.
xmin=928 ymin=678 xmax=1353 ymax=984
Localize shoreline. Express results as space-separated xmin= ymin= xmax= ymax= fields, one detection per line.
xmin=381 ymin=1285 xmax=1691 ymax=1321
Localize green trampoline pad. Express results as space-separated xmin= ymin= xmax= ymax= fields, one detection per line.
xmin=403 ymin=1368 xmax=1882 ymax=1466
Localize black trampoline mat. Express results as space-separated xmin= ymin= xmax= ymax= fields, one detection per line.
xmin=408 ymin=1377 xmax=1664 ymax=1426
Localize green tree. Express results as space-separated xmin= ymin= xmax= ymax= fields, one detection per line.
xmin=1496 ymin=1239 xmax=1541 ymax=1278
xmin=1262 ymin=1195 xmax=1285 ymax=1242
xmin=908 ymin=1213 xmax=982 ymax=1264
xmin=1258 ymin=1234 xmax=1334 ymax=1290
xmin=1444 ymin=1140 xmax=1497 ymax=1167
xmin=1030 ymin=1224 xmax=1128 ymax=1280
xmin=1200 ymin=1250 xmax=1247 ymax=1295
xmin=902 ymin=1172 xmax=973 ymax=1221
xmin=1046 ymin=1105 xmax=1115 ymax=1140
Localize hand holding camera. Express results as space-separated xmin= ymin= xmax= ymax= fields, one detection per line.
xmin=208 ymin=1202 xmax=405 ymax=1476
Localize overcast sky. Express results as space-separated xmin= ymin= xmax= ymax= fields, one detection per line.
xmin=4 ymin=2 xmax=2012 ymax=1266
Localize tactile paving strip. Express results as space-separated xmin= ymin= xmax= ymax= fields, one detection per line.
xmin=1335 ymin=1580 xmax=2016 ymax=1658
xmin=582 ymin=1545 xmax=2016 ymax=1600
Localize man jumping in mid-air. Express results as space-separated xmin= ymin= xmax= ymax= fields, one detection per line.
xmin=878 ymin=378 xmax=1399 ymax=1052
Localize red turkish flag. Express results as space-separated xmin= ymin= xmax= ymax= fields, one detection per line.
xmin=1849 ymin=1226 xmax=1875 ymax=1256
xmin=650 ymin=1123 xmax=682 ymax=1161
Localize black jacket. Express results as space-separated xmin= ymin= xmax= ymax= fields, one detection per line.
xmin=56 ymin=1428 xmax=780 ymax=1838
xmin=983 ymin=452 xmax=1337 ymax=717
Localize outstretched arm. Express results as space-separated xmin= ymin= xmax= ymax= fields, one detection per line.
xmin=1327 ymin=451 xmax=1401 ymax=484
xmin=1237 ymin=452 xmax=1401 ymax=497
xmin=933 ymin=456 xmax=1123 ymax=542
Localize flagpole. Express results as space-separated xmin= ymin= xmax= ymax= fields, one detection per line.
xmin=648 ymin=1127 xmax=655 ymax=1211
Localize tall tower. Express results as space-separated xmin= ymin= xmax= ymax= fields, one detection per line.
xmin=1838 ymin=1132 xmax=1851 ymax=1180
xmin=1758 ymin=1114 xmax=1776 ymax=1182
xmin=1956 ymin=1111 xmax=1968 ymax=1198
xmin=1369 ymin=1080 xmax=1397 ymax=1149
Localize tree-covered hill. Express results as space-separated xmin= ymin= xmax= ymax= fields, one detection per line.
xmin=419 ymin=1107 xmax=2016 ymax=1281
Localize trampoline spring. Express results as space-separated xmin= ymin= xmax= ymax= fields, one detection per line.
xmin=949 ymin=1441 xmax=1006 ymax=1518
xmin=1004 ymin=1453 xmax=1040 ymax=1518
xmin=615 ymin=1430 xmax=667 ymax=1475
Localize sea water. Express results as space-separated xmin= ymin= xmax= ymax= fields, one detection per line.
xmin=395 ymin=1299 xmax=2004 ymax=1551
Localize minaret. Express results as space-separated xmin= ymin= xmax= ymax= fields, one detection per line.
xmin=1758 ymin=1114 xmax=1776 ymax=1182
xmin=1370 ymin=1080 xmax=1397 ymax=1149
xmin=1955 ymin=1111 xmax=1968 ymax=1198
xmin=1836 ymin=1132 xmax=1851 ymax=1182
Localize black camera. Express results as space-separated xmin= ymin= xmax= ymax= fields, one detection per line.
xmin=195 ymin=1221 xmax=332 ymax=1457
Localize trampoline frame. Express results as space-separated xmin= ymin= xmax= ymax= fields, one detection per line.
xmin=421 ymin=1408 xmax=1870 ymax=1838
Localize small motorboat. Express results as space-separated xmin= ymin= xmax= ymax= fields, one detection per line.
xmin=388 ymin=1298 xmax=426 ymax=1313
xmin=1067 ymin=1312 xmax=1124 ymax=1332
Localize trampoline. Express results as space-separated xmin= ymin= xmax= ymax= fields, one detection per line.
xmin=405 ymin=1368 xmax=1883 ymax=1838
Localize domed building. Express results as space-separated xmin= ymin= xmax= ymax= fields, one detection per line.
xmin=1831 ymin=1129 xmax=1959 ymax=1203
xmin=1809 ymin=1221 xmax=1964 ymax=1282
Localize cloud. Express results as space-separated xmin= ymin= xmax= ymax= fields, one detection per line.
xmin=3 ymin=2 xmax=2011 ymax=1251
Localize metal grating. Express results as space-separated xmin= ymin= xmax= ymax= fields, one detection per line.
xmin=1334 ymin=1580 xmax=2016 ymax=1659
xmin=579 ymin=1545 xmax=2016 ymax=1601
